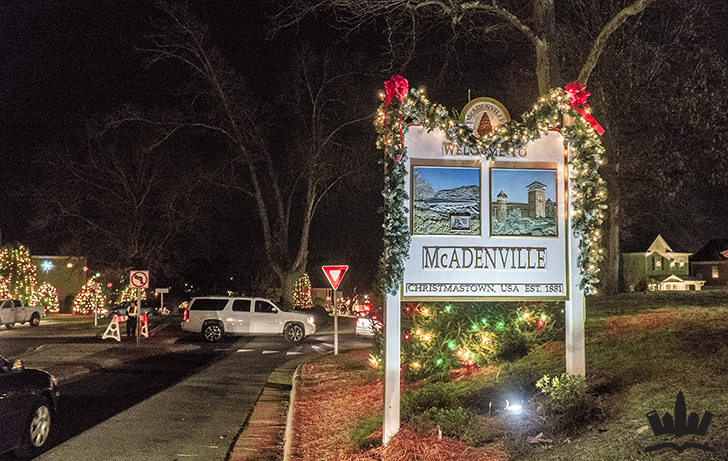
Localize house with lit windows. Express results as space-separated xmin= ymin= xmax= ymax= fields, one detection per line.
xmin=621 ymin=235 xmax=704 ymax=292
xmin=690 ymin=239 xmax=728 ymax=289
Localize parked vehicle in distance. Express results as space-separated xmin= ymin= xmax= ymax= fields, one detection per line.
xmin=355 ymin=314 xmax=382 ymax=336
xmin=0 ymin=299 xmax=45 ymax=329
xmin=182 ymin=296 xmax=316 ymax=343
xmin=0 ymin=355 xmax=59 ymax=459
xmin=99 ymin=301 xmax=160 ymax=319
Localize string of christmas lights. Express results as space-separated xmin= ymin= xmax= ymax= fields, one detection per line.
xmin=72 ymin=275 xmax=106 ymax=314
xmin=292 ymin=273 xmax=313 ymax=309
xmin=35 ymin=282 xmax=60 ymax=312
xmin=0 ymin=244 xmax=40 ymax=304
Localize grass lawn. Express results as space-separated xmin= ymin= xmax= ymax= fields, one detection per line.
xmin=290 ymin=292 xmax=728 ymax=460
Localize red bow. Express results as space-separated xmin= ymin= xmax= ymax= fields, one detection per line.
xmin=565 ymin=81 xmax=605 ymax=136
xmin=383 ymin=76 xmax=409 ymax=160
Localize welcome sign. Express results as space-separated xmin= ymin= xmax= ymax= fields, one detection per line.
xmin=402 ymin=98 xmax=569 ymax=300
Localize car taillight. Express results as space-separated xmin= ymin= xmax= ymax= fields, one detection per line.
xmin=183 ymin=309 xmax=189 ymax=322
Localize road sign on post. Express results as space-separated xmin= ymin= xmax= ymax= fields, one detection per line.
xmin=322 ymin=266 xmax=348 ymax=355
xmin=129 ymin=270 xmax=150 ymax=289
xmin=130 ymin=270 xmax=149 ymax=345
xmin=322 ymin=266 xmax=347 ymax=290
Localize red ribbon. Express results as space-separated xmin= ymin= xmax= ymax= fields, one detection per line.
xmin=564 ymin=81 xmax=605 ymax=136
xmin=383 ymin=75 xmax=409 ymax=161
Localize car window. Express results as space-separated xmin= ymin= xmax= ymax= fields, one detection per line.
xmin=255 ymin=300 xmax=277 ymax=314
xmin=232 ymin=299 xmax=251 ymax=312
xmin=189 ymin=299 xmax=229 ymax=311
xmin=1 ymin=301 xmax=10 ymax=309
xmin=13 ymin=300 xmax=22 ymax=307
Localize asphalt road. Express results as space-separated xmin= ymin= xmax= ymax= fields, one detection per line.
xmin=0 ymin=313 xmax=368 ymax=460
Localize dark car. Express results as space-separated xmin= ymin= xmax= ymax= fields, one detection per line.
xmin=0 ymin=355 xmax=59 ymax=459
xmin=100 ymin=301 xmax=161 ymax=319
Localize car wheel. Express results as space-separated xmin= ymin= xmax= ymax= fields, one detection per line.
xmin=284 ymin=324 xmax=305 ymax=344
xmin=5 ymin=322 xmax=14 ymax=329
xmin=30 ymin=312 xmax=41 ymax=327
xmin=14 ymin=398 xmax=52 ymax=459
xmin=203 ymin=323 xmax=223 ymax=342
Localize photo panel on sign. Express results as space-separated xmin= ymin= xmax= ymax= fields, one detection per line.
xmin=402 ymin=122 xmax=569 ymax=301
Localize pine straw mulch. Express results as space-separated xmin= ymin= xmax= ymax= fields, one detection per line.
xmin=338 ymin=428 xmax=507 ymax=461
xmin=289 ymin=348 xmax=507 ymax=461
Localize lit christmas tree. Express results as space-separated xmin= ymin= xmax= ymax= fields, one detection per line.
xmin=0 ymin=277 xmax=10 ymax=299
xmin=292 ymin=273 xmax=313 ymax=309
xmin=35 ymin=282 xmax=60 ymax=312
xmin=73 ymin=275 xmax=106 ymax=314
xmin=0 ymin=243 xmax=38 ymax=303
xmin=120 ymin=285 xmax=147 ymax=303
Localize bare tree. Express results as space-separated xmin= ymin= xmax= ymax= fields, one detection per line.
xmin=594 ymin=3 xmax=728 ymax=259
xmin=135 ymin=4 xmax=375 ymax=305
xmin=277 ymin=0 xmax=656 ymax=93
xmin=275 ymin=0 xmax=673 ymax=295
xmin=32 ymin=121 xmax=207 ymax=278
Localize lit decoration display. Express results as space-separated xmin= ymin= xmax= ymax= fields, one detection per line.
xmin=292 ymin=273 xmax=313 ymax=309
xmin=35 ymin=282 xmax=60 ymax=312
xmin=0 ymin=244 xmax=39 ymax=304
xmin=336 ymin=297 xmax=349 ymax=315
xmin=120 ymin=285 xmax=147 ymax=303
xmin=72 ymin=275 xmax=106 ymax=314
xmin=376 ymin=78 xmax=607 ymax=295
xmin=370 ymin=301 xmax=563 ymax=381
xmin=40 ymin=260 xmax=54 ymax=272
xmin=0 ymin=277 xmax=10 ymax=299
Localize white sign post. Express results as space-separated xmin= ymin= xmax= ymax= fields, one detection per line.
xmin=566 ymin=147 xmax=586 ymax=375
xmin=322 ymin=266 xmax=348 ymax=355
xmin=155 ymin=287 xmax=169 ymax=314
xmin=383 ymin=291 xmax=401 ymax=445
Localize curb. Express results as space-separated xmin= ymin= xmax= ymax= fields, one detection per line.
xmin=232 ymin=345 xmax=370 ymax=461
xmin=283 ymin=362 xmax=303 ymax=461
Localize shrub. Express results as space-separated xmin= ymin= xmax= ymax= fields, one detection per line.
xmin=536 ymin=373 xmax=608 ymax=434
xmin=536 ymin=373 xmax=588 ymax=413
xmin=407 ymin=407 xmax=482 ymax=443
xmin=495 ymin=328 xmax=535 ymax=361
xmin=392 ymin=301 xmax=564 ymax=382
xmin=401 ymin=382 xmax=461 ymax=419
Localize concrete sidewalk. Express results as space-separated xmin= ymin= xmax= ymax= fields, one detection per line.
xmin=230 ymin=322 xmax=372 ymax=461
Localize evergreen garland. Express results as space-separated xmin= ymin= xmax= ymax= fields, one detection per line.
xmin=376 ymin=85 xmax=607 ymax=295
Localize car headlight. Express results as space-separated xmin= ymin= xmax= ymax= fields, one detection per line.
xmin=307 ymin=316 xmax=315 ymax=326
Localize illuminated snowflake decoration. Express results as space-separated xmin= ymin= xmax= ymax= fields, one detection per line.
xmin=41 ymin=261 xmax=54 ymax=272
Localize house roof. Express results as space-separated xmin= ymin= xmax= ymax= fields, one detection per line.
xmin=623 ymin=234 xmax=691 ymax=258
xmin=659 ymin=274 xmax=705 ymax=283
xmin=691 ymin=239 xmax=728 ymax=262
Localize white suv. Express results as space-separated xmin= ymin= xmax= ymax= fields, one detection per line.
xmin=181 ymin=296 xmax=316 ymax=343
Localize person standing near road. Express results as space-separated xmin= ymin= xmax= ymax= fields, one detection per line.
xmin=127 ymin=302 xmax=138 ymax=339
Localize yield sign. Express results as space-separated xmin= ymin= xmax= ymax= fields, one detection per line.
xmin=322 ymin=265 xmax=348 ymax=290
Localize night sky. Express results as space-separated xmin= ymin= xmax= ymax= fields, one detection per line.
xmin=2 ymin=1 xmax=728 ymax=294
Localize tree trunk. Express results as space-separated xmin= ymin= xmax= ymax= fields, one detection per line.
xmin=600 ymin=163 xmax=621 ymax=295
xmin=278 ymin=269 xmax=305 ymax=309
